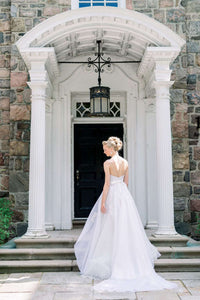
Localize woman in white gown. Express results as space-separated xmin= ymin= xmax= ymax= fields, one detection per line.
xmin=74 ymin=136 xmax=178 ymax=293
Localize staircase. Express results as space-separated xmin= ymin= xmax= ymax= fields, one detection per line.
xmin=0 ymin=227 xmax=200 ymax=273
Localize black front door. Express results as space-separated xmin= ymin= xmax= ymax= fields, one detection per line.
xmin=74 ymin=123 xmax=124 ymax=218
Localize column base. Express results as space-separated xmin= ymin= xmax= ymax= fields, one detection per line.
xmin=21 ymin=228 xmax=49 ymax=239
xmin=45 ymin=223 xmax=55 ymax=231
xmin=153 ymin=226 xmax=180 ymax=236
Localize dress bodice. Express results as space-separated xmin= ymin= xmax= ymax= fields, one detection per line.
xmin=110 ymin=174 xmax=125 ymax=185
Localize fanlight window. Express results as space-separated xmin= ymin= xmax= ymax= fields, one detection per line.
xmin=79 ymin=0 xmax=119 ymax=8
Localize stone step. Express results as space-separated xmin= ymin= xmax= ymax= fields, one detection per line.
xmin=157 ymin=246 xmax=200 ymax=258
xmin=15 ymin=238 xmax=76 ymax=249
xmin=0 ymin=248 xmax=75 ymax=260
xmin=72 ymin=219 xmax=86 ymax=228
xmin=1 ymin=246 xmax=200 ymax=261
xmin=15 ymin=235 xmax=189 ymax=249
xmin=0 ymin=258 xmax=200 ymax=274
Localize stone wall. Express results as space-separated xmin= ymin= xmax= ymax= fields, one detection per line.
xmin=0 ymin=0 xmax=199 ymax=237
xmin=0 ymin=1 xmax=11 ymax=199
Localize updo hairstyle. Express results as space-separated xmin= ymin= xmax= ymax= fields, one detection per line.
xmin=102 ymin=136 xmax=123 ymax=152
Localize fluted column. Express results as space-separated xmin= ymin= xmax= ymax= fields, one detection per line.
xmin=23 ymin=81 xmax=48 ymax=238
xmin=154 ymin=81 xmax=178 ymax=235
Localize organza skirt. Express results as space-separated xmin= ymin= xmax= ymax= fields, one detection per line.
xmin=74 ymin=175 xmax=178 ymax=292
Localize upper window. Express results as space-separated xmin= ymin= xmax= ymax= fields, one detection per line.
xmin=71 ymin=0 xmax=125 ymax=9
xmin=79 ymin=0 xmax=118 ymax=8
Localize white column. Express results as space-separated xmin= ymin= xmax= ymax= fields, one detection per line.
xmin=135 ymin=98 xmax=147 ymax=226
xmin=45 ymin=99 xmax=54 ymax=230
xmin=154 ymin=81 xmax=178 ymax=235
xmin=144 ymin=99 xmax=158 ymax=229
xmin=23 ymin=81 xmax=49 ymax=238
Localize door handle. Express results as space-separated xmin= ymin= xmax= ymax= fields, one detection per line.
xmin=76 ymin=170 xmax=80 ymax=184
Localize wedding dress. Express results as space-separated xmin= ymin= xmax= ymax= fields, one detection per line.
xmin=74 ymin=171 xmax=178 ymax=293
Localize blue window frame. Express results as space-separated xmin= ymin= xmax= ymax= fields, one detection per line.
xmin=79 ymin=0 xmax=118 ymax=8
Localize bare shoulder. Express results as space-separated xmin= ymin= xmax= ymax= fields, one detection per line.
xmin=103 ymin=159 xmax=111 ymax=166
xmin=120 ymin=156 xmax=128 ymax=165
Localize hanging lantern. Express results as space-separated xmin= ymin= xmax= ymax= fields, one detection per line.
xmin=90 ymin=85 xmax=110 ymax=116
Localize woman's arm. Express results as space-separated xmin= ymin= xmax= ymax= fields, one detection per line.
xmin=123 ymin=165 xmax=129 ymax=187
xmin=101 ymin=161 xmax=110 ymax=213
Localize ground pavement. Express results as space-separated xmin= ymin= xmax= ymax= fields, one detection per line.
xmin=0 ymin=271 xmax=200 ymax=300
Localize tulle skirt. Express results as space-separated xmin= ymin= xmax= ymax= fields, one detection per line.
xmin=74 ymin=178 xmax=178 ymax=293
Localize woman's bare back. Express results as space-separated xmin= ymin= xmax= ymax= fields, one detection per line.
xmin=107 ymin=153 xmax=128 ymax=177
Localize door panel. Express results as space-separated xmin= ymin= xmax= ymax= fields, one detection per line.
xmin=74 ymin=123 xmax=123 ymax=218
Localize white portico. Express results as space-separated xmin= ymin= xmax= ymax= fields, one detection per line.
xmin=15 ymin=7 xmax=185 ymax=238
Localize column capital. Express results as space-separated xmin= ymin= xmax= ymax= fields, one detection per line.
xmin=20 ymin=48 xmax=59 ymax=78
xmin=137 ymin=46 xmax=181 ymax=80
xmin=27 ymin=81 xmax=48 ymax=102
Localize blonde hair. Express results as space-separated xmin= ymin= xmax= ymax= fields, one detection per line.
xmin=102 ymin=136 xmax=123 ymax=152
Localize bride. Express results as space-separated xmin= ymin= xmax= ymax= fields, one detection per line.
xmin=74 ymin=136 xmax=178 ymax=293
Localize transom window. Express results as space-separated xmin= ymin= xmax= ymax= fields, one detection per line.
xmin=79 ymin=0 xmax=118 ymax=8
xmin=71 ymin=0 xmax=125 ymax=9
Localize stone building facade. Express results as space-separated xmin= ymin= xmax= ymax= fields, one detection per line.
xmin=0 ymin=0 xmax=199 ymax=238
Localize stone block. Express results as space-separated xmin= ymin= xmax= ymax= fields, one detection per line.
xmin=0 ymin=191 xmax=9 ymax=197
xmin=191 ymin=171 xmax=200 ymax=185
xmin=11 ymin=18 xmax=25 ymax=32
xmin=173 ymin=152 xmax=189 ymax=169
xmin=190 ymin=199 xmax=200 ymax=211
xmin=187 ymin=74 xmax=196 ymax=85
xmin=172 ymin=120 xmax=188 ymax=138
xmin=0 ymin=124 xmax=9 ymax=139
xmin=147 ymin=0 xmax=157 ymax=8
xmin=126 ymin=0 xmax=133 ymax=10
xmin=12 ymin=209 xmax=24 ymax=222
xmin=0 ymin=79 xmax=10 ymax=88
xmin=159 ymin=0 xmax=174 ymax=7
xmin=187 ymin=41 xmax=200 ymax=53
xmin=15 ymin=157 xmax=22 ymax=170
xmin=194 ymin=186 xmax=200 ymax=194
xmin=10 ymin=72 xmax=28 ymax=88
xmin=184 ymin=171 xmax=190 ymax=182
xmin=10 ymin=141 xmax=29 ymax=156
xmin=188 ymin=125 xmax=198 ymax=139
xmin=17 ymin=122 xmax=30 ymax=130
xmin=194 ymin=147 xmax=200 ymax=160
xmin=10 ymin=105 xmax=31 ymax=121
xmin=153 ymin=9 xmax=165 ymax=23
xmin=0 ymin=20 xmax=10 ymax=32
xmin=171 ymin=89 xmax=185 ymax=104
xmin=167 ymin=8 xmax=185 ymax=23
xmin=0 ymin=140 xmax=9 ymax=151
xmin=1 ymin=175 xmax=9 ymax=190
xmin=173 ymin=170 xmax=183 ymax=182
xmin=196 ymin=54 xmax=200 ymax=66
xmin=175 ymin=222 xmax=191 ymax=235
xmin=174 ymin=198 xmax=186 ymax=210
xmin=43 ymin=7 xmax=60 ymax=16
xmin=187 ymin=92 xmax=200 ymax=105
xmin=186 ymin=0 xmax=200 ymax=13
xmin=0 ymin=111 xmax=10 ymax=124
xmin=23 ymin=158 xmax=29 ymax=172
xmin=183 ymin=212 xmax=191 ymax=222
xmin=9 ymin=172 xmax=29 ymax=192
xmin=16 ymin=222 xmax=28 ymax=237
xmin=173 ymin=183 xmax=190 ymax=197
xmin=19 ymin=9 xmax=36 ymax=18
xmin=14 ymin=192 xmax=28 ymax=208
xmin=0 ymin=98 xmax=9 ymax=110
xmin=172 ymin=138 xmax=189 ymax=153
xmin=188 ymin=21 xmax=200 ymax=39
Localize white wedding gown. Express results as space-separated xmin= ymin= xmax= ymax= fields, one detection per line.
xmin=74 ymin=174 xmax=178 ymax=293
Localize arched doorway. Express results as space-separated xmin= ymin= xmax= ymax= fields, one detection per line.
xmin=16 ymin=7 xmax=185 ymax=237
